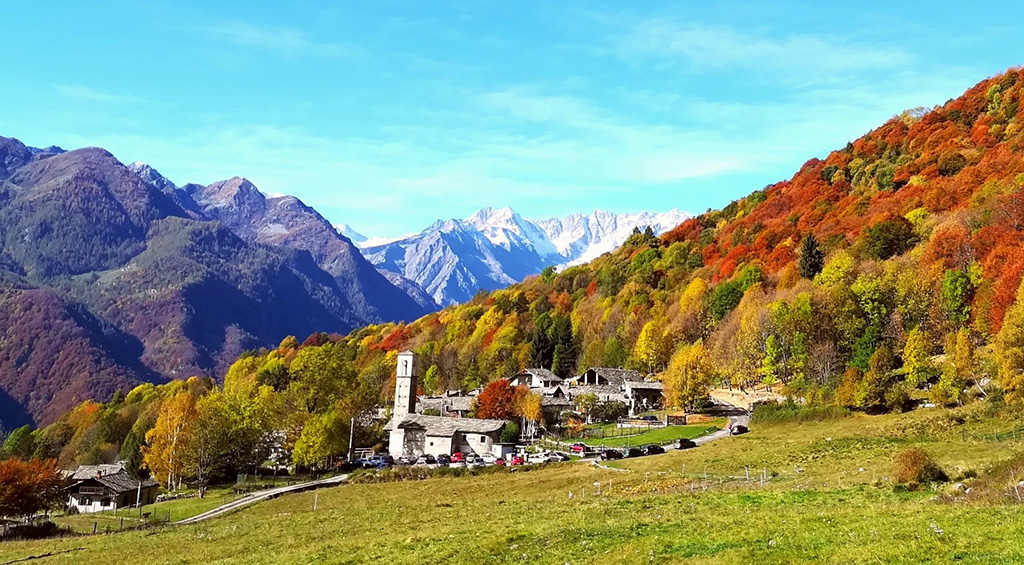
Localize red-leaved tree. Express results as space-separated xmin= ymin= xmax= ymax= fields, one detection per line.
xmin=475 ymin=380 xmax=527 ymax=420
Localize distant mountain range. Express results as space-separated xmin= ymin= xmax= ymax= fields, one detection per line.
xmin=349 ymin=207 xmax=690 ymax=306
xmin=0 ymin=135 xmax=431 ymax=429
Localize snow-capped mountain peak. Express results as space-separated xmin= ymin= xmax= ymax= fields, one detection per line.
xmin=351 ymin=206 xmax=690 ymax=307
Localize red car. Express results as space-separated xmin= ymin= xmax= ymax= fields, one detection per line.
xmin=494 ymin=458 xmax=507 ymax=466
xmin=510 ymin=455 xmax=526 ymax=466
xmin=570 ymin=442 xmax=588 ymax=453
xmin=450 ymin=452 xmax=465 ymax=462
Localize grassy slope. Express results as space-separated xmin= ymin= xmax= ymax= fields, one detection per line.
xmin=6 ymin=405 xmax=1024 ymax=564
xmin=581 ymin=420 xmax=725 ymax=448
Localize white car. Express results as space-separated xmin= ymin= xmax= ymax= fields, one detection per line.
xmin=479 ymin=454 xmax=498 ymax=465
xmin=528 ymin=452 xmax=549 ymax=464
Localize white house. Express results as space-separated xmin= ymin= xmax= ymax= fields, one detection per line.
xmin=509 ymin=368 xmax=563 ymax=389
xmin=65 ymin=468 xmax=158 ymax=514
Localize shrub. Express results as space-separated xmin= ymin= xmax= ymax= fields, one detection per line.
xmin=751 ymin=398 xmax=849 ymax=424
xmin=894 ymin=448 xmax=948 ymax=485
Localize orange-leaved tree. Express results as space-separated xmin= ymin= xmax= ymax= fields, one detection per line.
xmin=475 ymin=379 xmax=527 ymax=420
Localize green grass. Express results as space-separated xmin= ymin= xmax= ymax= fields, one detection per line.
xmin=581 ymin=420 xmax=725 ymax=448
xmin=6 ymin=404 xmax=1024 ymax=563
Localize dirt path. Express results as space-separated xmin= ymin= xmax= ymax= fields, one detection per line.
xmin=174 ymin=473 xmax=348 ymax=525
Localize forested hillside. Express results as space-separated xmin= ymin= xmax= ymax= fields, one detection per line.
xmin=0 ymin=138 xmax=428 ymax=429
xmin=16 ymin=68 xmax=1024 ymax=473
xmin=324 ymin=67 xmax=1024 ymax=405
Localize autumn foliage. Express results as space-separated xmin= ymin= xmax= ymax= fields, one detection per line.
xmin=0 ymin=458 xmax=63 ymax=519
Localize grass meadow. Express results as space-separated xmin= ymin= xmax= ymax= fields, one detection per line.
xmin=5 ymin=403 xmax=1024 ymax=563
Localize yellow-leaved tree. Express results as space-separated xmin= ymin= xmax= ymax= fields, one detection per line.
xmin=661 ymin=340 xmax=713 ymax=410
xmin=143 ymin=391 xmax=197 ymax=490
xmin=996 ymin=280 xmax=1024 ymax=405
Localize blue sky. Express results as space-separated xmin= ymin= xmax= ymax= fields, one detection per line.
xmin=0 ymin=1 xmax=1019 ymax=237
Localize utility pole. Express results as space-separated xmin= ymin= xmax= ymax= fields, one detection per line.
xmin=348 ymin=416 xmax=356 ymax=464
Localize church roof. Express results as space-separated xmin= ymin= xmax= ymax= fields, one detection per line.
xmin=384 ymin=414 xmax=506 ymax=436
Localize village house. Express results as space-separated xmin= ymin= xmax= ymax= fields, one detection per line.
xmin=386 ymin=352 xmax=510 ymax=458
xmin=563 ymin=367 xmax=666 ymax=417
xmin=416 ymin=391 xmax=474 ymax=417
xmin=509 ymin=368 xmax=563 ymax=389
xmin=65 ymin=465 xmax=158 ymax=514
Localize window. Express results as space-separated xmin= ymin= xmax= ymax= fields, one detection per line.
xmin=429 ymin=441 xmax=434 ymax=447
xmin=480 ymin=435 xmax=487 ymax=442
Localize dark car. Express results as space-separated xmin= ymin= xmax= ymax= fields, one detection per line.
xmin=435 ymin=454 xmax=451 ymax=466
xmin=600 ymin=449 xmax=623 ymax=461
xmin=365 ymin=454 xmax=394 ymax=469
xmin=731 ymin=424 xmax=749 ymax=436
xmin=396 ymin=456 xmax=415 ymax=466
xmin=641 ymin=415 xmax=659 ymax=422
xmin=623 ymin=447 xmax=644 ymax=458
xmin=546 ymin=451 xmax=571 ymax=462
xmin=642 ymin=444 xmax=665 ymax=455
xmin=675 ymin=438 xmax=697 ymax=450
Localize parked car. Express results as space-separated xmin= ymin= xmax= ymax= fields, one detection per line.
xmin=623 ymin=447 xmax=644 ymax=458
xmin=464 ymin=454 xmax=484 ymax=466
xmin=546 ymin=451 xmax=571 ymax=462
xmin=641 ymin=415 xmax=659 ymax=422
xmin=365 ymin=454 xmax=394 ymax=469
xmin=675 ymin=438 xmax=697 ymax=450
xmin=396 ymin=456 xmax=415 ymax=466
xmin=435 ymin=454 xmax=451 ymax=466
xmin=450 ymin=452 xmax=465 ymax=463
xmin=480 ymin=454 xmax=498 ymax=465
xmin=528 ymin=452 xmax=549 ymax=464
xmin=510 ymin=454 xmax=526 ymax=466
xmin=414 ymin=454 xmax=436 ymax=466
xmin=600 ymin=449 xmax=623 ymax=460
xmin=731 ymin=424 xmax=749 ymax=435
xmin=570 ymin=442 xmax=588 ymax=454
xmin=642 ymin=444 xmax=665 ymax=455
xmin=449 ymin=460 xmax=467 ymax=469
xmin=494 ymin=457 xmax=507 ymax=466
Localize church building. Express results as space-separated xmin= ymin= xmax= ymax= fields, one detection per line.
xmin=385 ymin=351 xmax=509 ymax=458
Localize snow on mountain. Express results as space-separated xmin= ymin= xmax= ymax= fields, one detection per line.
xmin=354 ymin=207 xmax=690 ymax=307
xmin=335 ymin=224 xmax=368 ymax=244
xmin=534 ymin=209 xmax=690 ymax=266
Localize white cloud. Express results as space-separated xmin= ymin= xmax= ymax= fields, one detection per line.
xmin=619 ymin=20 xmax=913 ymax=80
xmin=55 ymin=85 xmax=149 ymax=104
xmin=197 ymin=21 xmax=356 ymax=58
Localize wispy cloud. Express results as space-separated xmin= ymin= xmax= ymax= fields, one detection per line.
xmin=197 ymin=21 xmax=356 ymax=58
xmin=55 ymin=85 xmax=149 ymax=104
xmin=620 ymin=20 xmax=913 ymax=79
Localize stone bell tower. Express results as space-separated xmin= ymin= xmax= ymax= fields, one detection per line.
xmin=393 ymin=351 xmax=418 ymax=419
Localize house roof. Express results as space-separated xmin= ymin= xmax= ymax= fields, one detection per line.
xmin=71 ymin=471 xmax=158 ymax=493
xmin=541 ymin=396 xmax=573 ymax=407
xmin=69 ymin=463 xmax=126 ymax=480
xmin=578 ymin=367 xmax=644 ymax=385
xmin=625 ymin=381 xmax=664 ymax=391
xmin=384 ymin=414 xmax=506 ymax=436
xmin=417 ymin=395 xmax=474 ymax=413
xmin=516 ymin=368 xmax=561 ymax=383
xmin=565 ymin=384 xmax=627 ymax=400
